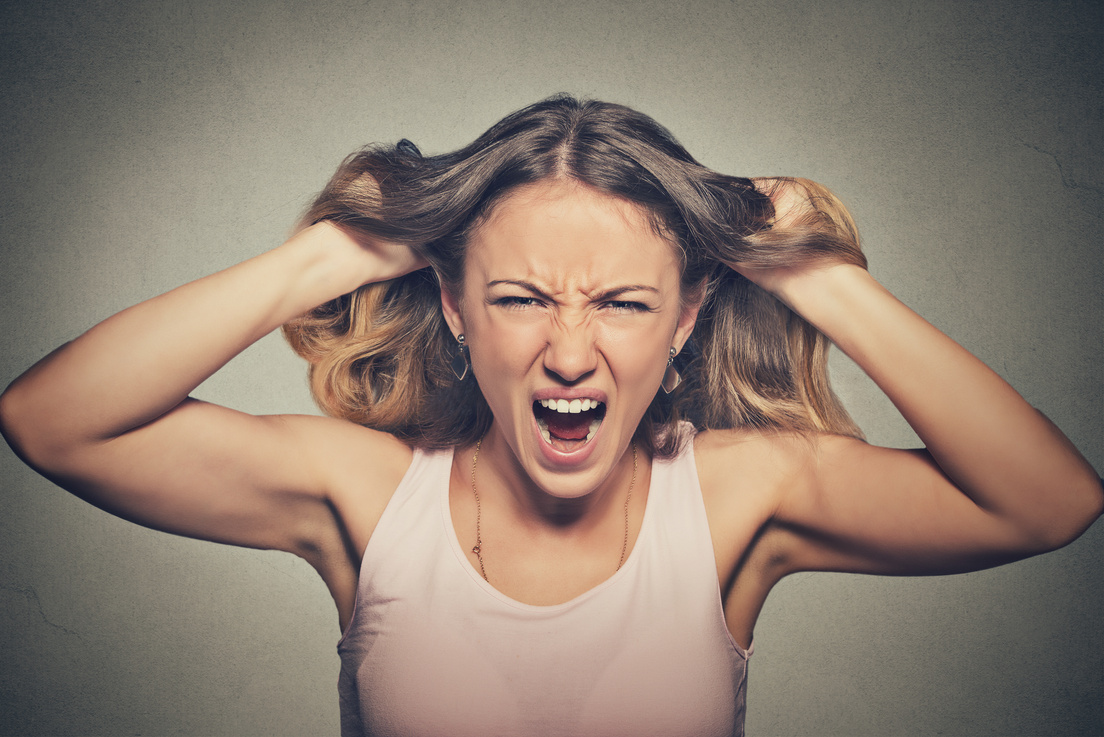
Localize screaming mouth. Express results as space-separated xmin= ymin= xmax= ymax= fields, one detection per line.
xmin=534 ymin=398 xmax=606 ymax=450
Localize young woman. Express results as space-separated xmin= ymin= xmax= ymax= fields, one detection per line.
xmin=1 ymin=96 xmax=1099 ymax=737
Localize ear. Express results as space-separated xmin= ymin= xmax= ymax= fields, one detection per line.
xmin=672 ymin=280 xmax=706 ymax=355
xmin=439 ymin=282 xmax=465 ymax=339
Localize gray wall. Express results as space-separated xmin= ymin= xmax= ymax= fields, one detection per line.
xmin=1 ymin=1 xmax=1100 ymax=735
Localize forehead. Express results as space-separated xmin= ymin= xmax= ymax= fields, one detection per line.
xmin=466 ymin=180 xmax=681 ymax=290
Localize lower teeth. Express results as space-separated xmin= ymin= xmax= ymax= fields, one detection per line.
xmin=537 ymin=417 xmax=601 ymax=445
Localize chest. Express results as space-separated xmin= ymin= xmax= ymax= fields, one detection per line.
xmin=341 ymin=594 xmax=747 ymax=737
xmin=337 ymin=451 xmax=750 ymax=736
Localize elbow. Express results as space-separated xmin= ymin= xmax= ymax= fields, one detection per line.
xmin=1026 ymin=473 xmax=1104 ymax=553
xmin=0 ymin=379 xmax=37 ymax=464
xmin=1063 ymin=473 xmax=1104 ymax=544
xmin=0 ymin=378 xmax=67 ymax=471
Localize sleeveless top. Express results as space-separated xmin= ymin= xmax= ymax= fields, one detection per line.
xmin=337 ymin=438 xmax=751 ymax=737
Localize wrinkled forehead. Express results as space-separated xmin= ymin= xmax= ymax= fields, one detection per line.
xmin=463 ymin=179 xmax=683 ymax=294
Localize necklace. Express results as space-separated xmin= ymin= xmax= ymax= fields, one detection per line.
xmin=469 ymin=438 xmax=638 ymax=582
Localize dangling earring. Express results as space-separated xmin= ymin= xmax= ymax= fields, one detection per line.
xmin=661 ymin=346 xmax=682 ymax=394
xmin=450 ymin=334 xmax=471 ymax=381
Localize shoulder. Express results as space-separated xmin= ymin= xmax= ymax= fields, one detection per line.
xmin=692 ymin=428 xmax=870 ymax=544
xmin=268 ymin=413 xmax=419 ymax=582
xmin=693 ymin=427 xmax=820 ymax=506
xmin=693 ymin=427 xmax=869 ymax=489
xmin=269 ymin=413 xmax=415 ymax=501
xmin=690 ymin=429 xmax=809 ymax=571
xmin=693 ymin=429 xmax=869 ymax=635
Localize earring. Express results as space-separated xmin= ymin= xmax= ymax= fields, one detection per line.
xmin=450 ymin=334 xmax=471 ymax=381
xmin=661 ymin=346 xmax=682 ymax=394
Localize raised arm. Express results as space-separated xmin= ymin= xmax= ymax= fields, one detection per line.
xmin=734 ymin=179 xmax=1101 ymax=576
xmin=0 ymin=221 xmax=424 ymax=555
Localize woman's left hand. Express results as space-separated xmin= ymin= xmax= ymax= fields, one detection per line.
xmin=727 ymin=259 xmax=844 ymax=312
xmin=728 ymin=177 xmax=854 ymax=305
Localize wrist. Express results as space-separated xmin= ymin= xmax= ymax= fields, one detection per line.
xmin=778 ymin=265 xmax=912 ymax=362
xmin=277 ymin=222 xmax=380 ymax=306
xmin=773 ymin=264 xmax=874 ymax=317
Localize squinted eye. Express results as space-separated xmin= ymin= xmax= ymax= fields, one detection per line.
xmin=604 ymin=300 xmax=650 ymax=313
xmin=494 ymin=296 xmax=541 ymax=309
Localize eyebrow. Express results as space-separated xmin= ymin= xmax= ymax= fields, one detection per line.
xmin=486 ymin=279 xmax=661 ymax=300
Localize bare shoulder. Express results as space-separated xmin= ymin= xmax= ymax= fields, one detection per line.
xmin=693 ymin=427 xmax=819 ymax=514
xmin=260 ymin=414 xmax=415 ymax=629
xmin=263 ymin=413 xmax=414 ymax=551
xmin=691 ymin=428 xmax=819 ymax=584
xmin=272 ymin=413 xmax=413 ymax=484
xmin=273 ymin=413 xmax=413 ymax=500
xmin=693 ymin=428 xmax=882 ymax=542
xmin=692 ymin=428 xmax=830 ymax=646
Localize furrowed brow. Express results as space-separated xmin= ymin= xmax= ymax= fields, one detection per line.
xmin=486 ymin=279 xmax=551 ymax=297
xmin=486 ymin=280 xmax=660 ymax=301
xmin=593 ymin=285 xmax=661 ymax=300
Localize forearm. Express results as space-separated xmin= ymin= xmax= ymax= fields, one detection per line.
xmin=784 ymin=265 xmax=1101 ymax=543
xmin=0 ymin=223 xmax=380 ymax=458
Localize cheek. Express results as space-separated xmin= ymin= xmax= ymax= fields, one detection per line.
xmin=466 ymin=315 xmax=544 ymax=397
xmin=598 ymin=320 xmax=678 ymax=390
xmin=599 ymin=310 xmax=679 ymax=356
xmin=474 ymin=313 xmax=546 ymax=357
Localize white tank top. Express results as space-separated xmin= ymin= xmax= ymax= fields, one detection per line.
xmin=337 ymin=438 xmax=751 ymax=736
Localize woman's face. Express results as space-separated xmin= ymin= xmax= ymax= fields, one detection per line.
xmin=441 ymin=178 xmax=699 ymax=498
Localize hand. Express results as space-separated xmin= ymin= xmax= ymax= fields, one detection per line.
xmin=731 ymin=178 xmax=863 ymax=305
xmin=750 ymin=177 xmax=812 ymax=230
xmin=287 ymin=221 xmax=430 ymax=292
xmin=729 ymin=259 xmax=848 ymax=309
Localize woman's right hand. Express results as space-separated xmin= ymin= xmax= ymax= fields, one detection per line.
xmin=291 ymin=220 xmax=429 ymax=291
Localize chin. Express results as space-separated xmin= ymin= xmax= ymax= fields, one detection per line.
xmin=523 ymin=408 xmax=634 ymax=499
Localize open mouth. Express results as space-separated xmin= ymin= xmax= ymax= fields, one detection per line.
xmin=534 ymin=398 xmax=606 ymax=453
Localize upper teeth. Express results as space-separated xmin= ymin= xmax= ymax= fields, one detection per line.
xmin=538 ymin=398 xmax=600 ymax=413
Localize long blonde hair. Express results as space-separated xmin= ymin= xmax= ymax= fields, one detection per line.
xmin=283 ymin=96 xmax=865 ymax=456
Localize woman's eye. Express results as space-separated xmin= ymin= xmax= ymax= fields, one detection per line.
xmin=495 ymin=296 xmax=541 ymax=309
xmin=604 ymin=300 xmax=649 ymax=313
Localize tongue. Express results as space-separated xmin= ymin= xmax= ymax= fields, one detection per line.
xmin=546 ymin=412 xmax=591 ymax=441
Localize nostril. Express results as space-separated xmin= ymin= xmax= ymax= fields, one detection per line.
xmin=542 ymin=335 xmax=599 ymax=381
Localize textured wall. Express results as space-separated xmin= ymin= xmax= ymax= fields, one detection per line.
xmin=1 ymin=1 xmax=1100 ymax=735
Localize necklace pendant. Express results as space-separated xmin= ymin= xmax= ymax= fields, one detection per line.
xmin=471 ymin=544 xmax=481 ymax=555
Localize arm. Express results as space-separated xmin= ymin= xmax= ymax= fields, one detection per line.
xmin=734 ymin=180 xmax=1102 ymax=575
xmin=0 ymin=222 xmax=425 ymax=555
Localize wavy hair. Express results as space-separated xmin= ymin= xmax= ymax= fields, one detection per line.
xmin=282 ymin=95 xmax=866 ymax=456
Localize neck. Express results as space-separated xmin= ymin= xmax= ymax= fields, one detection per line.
xmin=474 ymin=424 xmax=638 ymax=530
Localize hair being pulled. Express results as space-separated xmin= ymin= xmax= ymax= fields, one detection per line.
xmin=283 ymin=95 xmax=866 ymax=455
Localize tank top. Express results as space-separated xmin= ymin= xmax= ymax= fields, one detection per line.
xmin=337 ymin=438 xmax=751 ymax=737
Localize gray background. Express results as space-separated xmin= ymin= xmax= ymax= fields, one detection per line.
xmin=1 ymin=0 xmax=1100 ymax=735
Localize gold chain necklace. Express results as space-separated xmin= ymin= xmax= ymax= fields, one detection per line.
xmin=469 ymin=438 xmax=638 ymax=582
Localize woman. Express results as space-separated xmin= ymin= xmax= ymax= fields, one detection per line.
xmin=1 ymin=96 xmax=1099 ymax=736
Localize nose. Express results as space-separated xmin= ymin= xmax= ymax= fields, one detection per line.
xmin=542 ymin=321 xmax=598 ymax=383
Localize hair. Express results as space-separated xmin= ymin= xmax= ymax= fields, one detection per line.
xmin=282 ymin=95 xmax=867 ymax=457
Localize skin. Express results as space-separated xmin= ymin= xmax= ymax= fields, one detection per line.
xmin=0 ymin=176 xmax=1100 ymax=651
xmin=439 ymin=179 xmax=697 ymax=605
